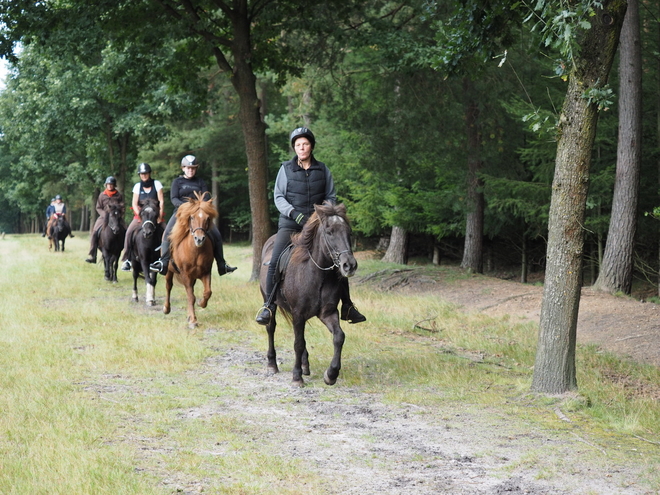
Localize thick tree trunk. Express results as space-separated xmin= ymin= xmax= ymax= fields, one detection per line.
xmin=460 ymin=78 xmax=484 ymax=273
xmin=532 ymin=1 xmax=626 ymax=394
xmin=593 ymin=0 xmax=642 ymax=295
xmin=382 ymin=225 xmax=408 ymax=264
xmin=228 ymin=10 xmax=271 ymax=282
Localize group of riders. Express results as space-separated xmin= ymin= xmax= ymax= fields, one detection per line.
xmin=46 ymin=127 xmax=366 ymax=326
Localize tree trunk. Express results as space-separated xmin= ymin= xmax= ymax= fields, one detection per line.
xmin=532 ymin=1 xmax=626 ymax=394
xmin=593 ymin=0 xmax=642 ymax=295
xmin=382 ymin=225 xmax=408 ymax=264
xmin=227 ymin=10 xmax=271 ymax=282
xmin=460 ymin=77 xmax=484 ymax=273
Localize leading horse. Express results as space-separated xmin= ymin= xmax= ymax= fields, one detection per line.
xmin=259 ymin=202 xmax=358 ymax=387
xmin=98 ymin=203 xmax=126 ymax=283
xmin=129 ymin=198 xmax=164 ymax=306
xmin=163 ymin=191 xmax=217 ymax=328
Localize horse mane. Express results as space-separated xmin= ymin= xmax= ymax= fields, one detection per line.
xmin=169 ymin=191 xmax=218 ymax=250
xmin=290 ymin=202 xmax=348 ymax=265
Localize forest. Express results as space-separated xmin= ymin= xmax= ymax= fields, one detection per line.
xmin=0 ymin=0 xmax=644 ymax=286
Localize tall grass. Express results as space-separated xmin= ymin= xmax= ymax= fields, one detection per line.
xmin=1 ymin=234 xmax=659 ymax=493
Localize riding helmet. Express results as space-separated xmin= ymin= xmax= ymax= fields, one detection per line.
xmin=105 ymin=176 xmax=117 ymax=185
xmin=290 ymin=127 xmax=315 ymax=149
xmin=137 ymin=162 xmax=152 ymax=175
xmin=181 ymin=155 xmax=199 ymax=168
xmin=55 ymin=194 xmax=62 ymax=200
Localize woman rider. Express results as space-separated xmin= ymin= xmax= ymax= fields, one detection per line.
xmin=85 ymin=178 xmax=124 ymax=264
xmin=120 ymin=162 xmax=166 ymax=271
xmin=149 ymin=155 xmax=236 ymax=277
xmin=255 ymin=127 xmax=366 ymax=326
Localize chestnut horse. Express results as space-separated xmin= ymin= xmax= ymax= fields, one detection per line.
xmin=163 ymin=191 xmax=217 ymax=328
xmin=259 ymin=202 xmax=357 ymax=387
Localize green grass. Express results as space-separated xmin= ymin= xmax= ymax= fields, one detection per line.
xmin=1 ymin=234 xmax=659 ymax=493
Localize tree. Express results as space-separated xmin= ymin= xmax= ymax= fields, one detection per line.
xmin=593 ymin=0 xmax=642 ymax=295
xmin=532 ymin=0 xmax=627 ymax=394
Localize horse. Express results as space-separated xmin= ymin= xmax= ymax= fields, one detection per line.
xmin=259 ymin=202 xmax=358 ymax=387
xmin=129 ymin=198 xmax=164 ymax=306
xmin=49 ymin=214 xmax=72 ymax=252
xmin=98 ymin=203 xmax=126 ymax=283
xmin=163 ymin=191 xmax=217 ymax=329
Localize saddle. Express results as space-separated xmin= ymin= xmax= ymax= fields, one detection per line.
xmin=264 ymin=243 xmax=294 ymax=285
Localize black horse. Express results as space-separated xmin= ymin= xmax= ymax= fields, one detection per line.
xmin=129 ymin=198 xmax=164 ymax=305
xmin=98 ymin=203 xmax=126 ymax=283
xmin=259 ymin=202 xmax=358 ymax=387
xmin=49 ymin=215 xmax=72 ymax=252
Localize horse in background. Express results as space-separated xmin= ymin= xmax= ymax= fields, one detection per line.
xmin=259 ymin=202 xmax=357 ymax=387
xmin=49 ymin=214 xmax=72 ymax=252
xmin=163 ymin=191 xmax=217 ymax=329
xmin=98 ymin=203 xmax=126 ymax=283
xmin=129 ymin=198 xmax=164 ymax=306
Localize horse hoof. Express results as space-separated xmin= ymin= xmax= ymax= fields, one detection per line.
xmin=302 ymin=364 xmax=310 ymax=376
xmin=163 ymin=306 xmax=170 ymax=314
xmin=267 ymin=365 xmax=279 ymax=375
xmin=188 ymin=322 xmax=198 ymax=330
xmin=324 ymin=370 xmax=337 ymax=386
xmin=291 ymin=380 xmax=304 ymax=388
xmin=146 ymin=300 xmax=155 ymax=307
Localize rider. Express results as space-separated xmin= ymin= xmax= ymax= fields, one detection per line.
xmin=46 ymin=195 xmax=71 ymax=238
xmin=149 ymin=155 xmax=237 ymax=277
xmin=120 ymin=162 xmax=166 ymax=271
xmin=255 ymin=127 xmax=366 ymax=326
xmin=85 ymin=176 xmax=125 ymax=264
xmin=42 ymin=197 xmax=55 ymax=237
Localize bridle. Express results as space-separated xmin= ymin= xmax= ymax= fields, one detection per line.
xmin=308 ymin=218 xmax=351 ymax=271
xmin=188 ymin=215 xmax=209 ymax=237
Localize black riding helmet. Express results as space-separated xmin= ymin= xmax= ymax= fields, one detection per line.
xmin=137 ymin=162 xmax=152 ymax=175
xmin=55 ymin=194 xmax=62 ymax=200
xmin=105 ymin=176 xmax=117 ymax=185
xmin=181 ymin=155 xmax=199 ymax=168
xmin=290 ymin=127 xmax=315 ymax=149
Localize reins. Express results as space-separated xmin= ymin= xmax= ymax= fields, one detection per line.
xmin=307 ymin=218 xmax=351 ymax=271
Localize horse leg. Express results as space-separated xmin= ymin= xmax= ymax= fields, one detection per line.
xmin=265 ymin=309 xmax=279 ymax=374
xmin=132 ymin=268 xmax=139 ymax=302
xmin=302 ymin=348 xmax=310 ymax=376
xmin=61 ymin=239 xmax=65 ymax=252
xmin=184 ymin=278 xmax=198 ymax=328
xmin=163 ymin=271 xmax=173 ymax=314
xmin=319 ymin=311 xmax=345 ymax=386
xmin=145 ymin=280 xmax=155 ymax=306
xmin=112 ymin=255 xmax=119 ymax=283
xmin=198 ymin=273 xmax=212 ymax=308
xmin=291 ymin=318 xmax=307 ymax=387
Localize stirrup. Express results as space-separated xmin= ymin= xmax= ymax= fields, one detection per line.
xmin=255 ymin=305 xmax=274 ymax=326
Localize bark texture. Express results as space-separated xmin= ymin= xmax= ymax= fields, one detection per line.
xmin=382 ymin=225 xmax=409 ymax=265
xmin=593 ymin=0 xmax=642 ymax=295
xmin=460 ymin=78 xmax=484 ymax=274
xmin=532 ymin=1 xmax=627 ymax=394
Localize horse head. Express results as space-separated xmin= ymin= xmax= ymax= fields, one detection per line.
xmin=300 ymin=202 xmax=357 ymax=278
xmin=105 ymin=203 xmax=122 ymax=234
xmin=174 ymin=191 xmax=217 ymax=249
xmin=139 ymin=199 xmax=160 ymax=239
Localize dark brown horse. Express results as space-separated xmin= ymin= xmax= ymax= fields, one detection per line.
xmin=98 ymin=203 xmax=126 ymax=283
xmin=163 ymin=191 xmax=217 ymax=328
xmin=48 ymin=214 xmax=72 ymax=252
xmin=129 ymin=198 xmax=164 ymax=306
xmin=259 ymin=202 xmax=357 ymax=387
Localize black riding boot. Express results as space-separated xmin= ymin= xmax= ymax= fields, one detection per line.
xmin=210 ymin=228 xmax=237 ymax=276
xmin=256 ymin=260 xmax=278 ymax=326
xmin=85 ymin=229 xmax=99 ymax=263
xmin=149 ymin=237 xmax=170 ymax=275
xmin=340 ymin=277 xmax=366 ymax=324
